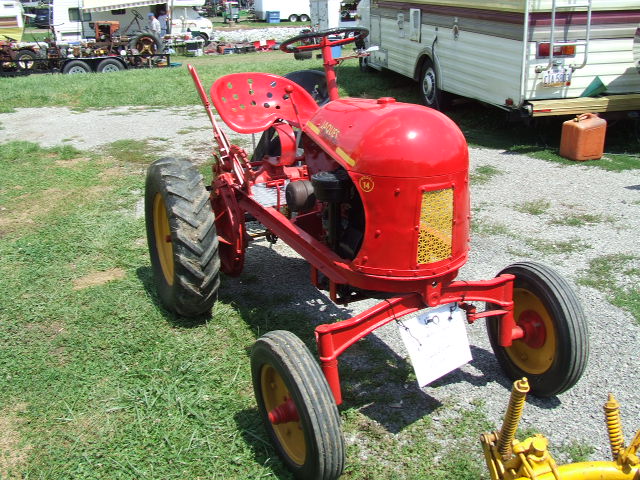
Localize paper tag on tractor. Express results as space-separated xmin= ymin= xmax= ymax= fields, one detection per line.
xmin=397 ymin=303 xmax=472 ymax=387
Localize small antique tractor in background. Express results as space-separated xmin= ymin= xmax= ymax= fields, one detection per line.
xmin=144 ymin=27 xmax=590 ymax=479
xmin=482 ymin=378 xmax=640 ymax=480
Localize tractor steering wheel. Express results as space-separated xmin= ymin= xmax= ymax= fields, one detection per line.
xmin=280 ymin=27 xmax=369 ymax=53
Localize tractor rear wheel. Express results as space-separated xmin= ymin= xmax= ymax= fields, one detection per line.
xmin=486 ymin=262 xmax=589 ymax=397
xmin=251 ymin=330 xmax=344 ymax=480
xmin=16 ymin=49 xmax=37 ymax=70
xmin=145 ymin=157 xmax=220 ymax=317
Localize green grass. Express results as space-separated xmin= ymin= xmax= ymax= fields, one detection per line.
xmin=0 ymin=140 xmax=497 ymax=478
xmin=525 ymin=237 xmax=591 ymax=255
xmin=578 ymin=254 xmax=640 ymax=324
xmin=104 ymin=139 xmax=158 ymax=164
xmin=549 ymin=211 xmax=611 ymax=227
xmin=470 ymin=165 xmax=502 ymax=185
xmin=514 ymin=199 xmax=552 ymax=216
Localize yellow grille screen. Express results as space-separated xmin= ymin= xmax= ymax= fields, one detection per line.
xmin=417 ymin=188 xmax=453 ymax=264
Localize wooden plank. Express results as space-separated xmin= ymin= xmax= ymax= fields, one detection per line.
xmin=529 ymin=94 xmax=640 ymax=116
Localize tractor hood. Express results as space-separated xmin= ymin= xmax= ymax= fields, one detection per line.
xmin=304 ymin=97 xmax=468 ymax=178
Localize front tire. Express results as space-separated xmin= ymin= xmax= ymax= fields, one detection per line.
xmin=486 ymin=262 xmax=589 ymax=397
xmin=145 ymin=157 xmax=220 ymax=317
xmin=251 ymin=331 xmax=344 ymax=480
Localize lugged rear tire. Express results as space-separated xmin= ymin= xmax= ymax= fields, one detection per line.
xmin=145 ymin=157 xmax=220 ymax=317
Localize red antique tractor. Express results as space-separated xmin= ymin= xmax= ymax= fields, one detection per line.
xmin=144 ymin=27 xmax=589 ymax=479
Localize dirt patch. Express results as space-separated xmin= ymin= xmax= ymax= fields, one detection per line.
xmin=0 ymin=403 xmax=31 ymax=479
xmin=0 ymin=185 xmax=111 ymax=235
xmin=54 ymin=157 xmax=91 ymax=167
xmin=72 ymin=268 xmax=126 ymax=290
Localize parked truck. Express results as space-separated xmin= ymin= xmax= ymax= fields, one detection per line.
xmin=253 ymin=0 xmax=311 ymax=22
xmin=357 ymin=0 xmax=640 ymax=118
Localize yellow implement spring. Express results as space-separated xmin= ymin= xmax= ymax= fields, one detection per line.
xmin=604 ymin=393 xmax=625 ymax=459
xmin=498 ymin=378 xmax=530 ymax=459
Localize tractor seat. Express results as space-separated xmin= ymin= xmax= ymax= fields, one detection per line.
xmin=210 ymin=72 xmax=319 ymax=134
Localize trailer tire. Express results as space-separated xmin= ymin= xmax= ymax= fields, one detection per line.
xmin=145 ymin=157 xmax=220 ymax=317
xmin=16 ymin=49 xmax=37 ymax=70
xmin=418 ymin=58 xmax=449 ymax=110
xmin=129 ymin=32 xmax=164 ymax=55
xmin=96 ymin=58 xmax=124 ymax=73
xmin=299 ymin=14 xmax=310 ymax=22
xmin=62 ymin=60 xmax=91 ymax=74
xmin=288 ymin=14 xmax=298 ymax=22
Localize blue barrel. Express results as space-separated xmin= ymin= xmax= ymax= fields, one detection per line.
xmin=266 ymin=11 xmax=280 ymax=23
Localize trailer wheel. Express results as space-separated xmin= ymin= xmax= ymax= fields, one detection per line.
xmin=145 ymin=157 xmax=220 ymax=317
xmin=96 ymin=58 xmax=124 ymax=73
xmin=288 ymin=14 xmax=299 ymax=22
xmin=251 ymin=330 xmax=344 ymax=480
xmin=16 ymin=49 xmax=37 ymax=70
xmin=486 ymin=262 xmax=589 ymax=397
xmin=62 ymin=60 xmax=91 ymax=74
xmin=418 ymin=58 xmax=448 ymax=110
xmin=299 ymin=14 xmax=310 ymax=22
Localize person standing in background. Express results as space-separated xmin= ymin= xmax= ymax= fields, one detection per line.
xmin=148 ymin=12 xmax=161 ymax=35
xmin=157 ymin=10 xmax=169 ymax=37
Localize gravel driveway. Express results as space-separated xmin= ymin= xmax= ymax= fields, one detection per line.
xmin=1 ymin=105 xmax=639 ymax=465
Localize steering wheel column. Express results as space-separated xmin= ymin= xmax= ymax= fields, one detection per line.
xmin=280 ymin=27 xmax=369 ymax=102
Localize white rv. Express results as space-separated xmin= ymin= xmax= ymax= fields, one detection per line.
xmin=253 ymin=0 xmax=311 ymax=22
xmin=51 ymin=0 xmax=213 ymax=43
xmin=357 ymin=0 xmax=640 ymax=117
xmin=0 ymin=0 xmax=27 ymax=41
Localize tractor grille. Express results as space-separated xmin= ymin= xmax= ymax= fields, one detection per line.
xmin=417 ymin=188 xmax=453 ymax=264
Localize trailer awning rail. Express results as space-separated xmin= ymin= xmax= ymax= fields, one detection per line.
xmin=81 ymin=0 xmax=164 ymax=12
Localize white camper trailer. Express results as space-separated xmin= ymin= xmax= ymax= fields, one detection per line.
xmin=357 ymin=0 xmax=640 ymax=117
xmin=0 ymin=0 xmax=27 ymax=41
xmin=52 ymin=0 xmax=213 ymax=43
xmin=253 ymin=0 xmax=311 ymax=22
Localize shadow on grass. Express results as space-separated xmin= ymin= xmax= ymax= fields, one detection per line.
xmin=135 ymin=265 xmax=212 ymax=328
xmin=233 ymin=408 xmax=295 ymax=480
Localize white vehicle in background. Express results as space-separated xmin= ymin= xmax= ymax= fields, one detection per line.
xmin=253 ymin=0 xmax=311 ymax=22
xmin=51 ymin=0 xmax=213 ymax=44
xmin=356 ymin=0 xmax=640 ymax=119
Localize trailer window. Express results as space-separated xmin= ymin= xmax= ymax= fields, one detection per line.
xmin=110 ymin=9 xmax=125 ymax=15
xmin=68 ymin=8 xmax=91 ymax=21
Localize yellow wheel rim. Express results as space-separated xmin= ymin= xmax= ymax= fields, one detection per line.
xmin=153 ymin=193 xmax=174 ymax=286
xmin=260 ymin=365 xmax=306 ymax=465
xmin=506 ymin=287 xmax=557 ymax=374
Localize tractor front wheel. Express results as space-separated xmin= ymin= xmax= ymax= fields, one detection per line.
xmin=486 ymin=262 xmax=589 ymax=397
xmin=251 ymin=330 xmax=344 ymax=480
xmin=145 ymin=157 xmax=220 ymax=317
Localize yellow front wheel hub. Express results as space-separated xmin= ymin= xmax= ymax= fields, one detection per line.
xmin=506 ymin=288 xmax=556 ymax=374
xmin=260 ymin=365 xmax=306 ymax=465
xmin=153 ymin=193 xmax=174 ymax=285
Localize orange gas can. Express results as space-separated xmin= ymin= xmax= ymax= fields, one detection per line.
xmin=559 ymin=113 xmax=607 ymax=161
